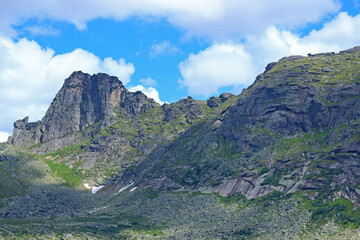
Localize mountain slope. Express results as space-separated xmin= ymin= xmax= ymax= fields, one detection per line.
xmin=2 ymin=46 xmax=360 ymax=239
xmin=8 ymin=71 xmax=235 ymax=185
xmin=118 ymin=47 xmax=360 ymax=203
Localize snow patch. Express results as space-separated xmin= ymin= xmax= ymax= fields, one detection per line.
xmin=83 ymin=183 xmax=105 ymax=194
xmin=115 ymin=182 xmax=134 ymax=195
xmin=130 ymin=187 xmax=138 ymax=192
xmin=92 ymin=185 xmax=104 ymax=194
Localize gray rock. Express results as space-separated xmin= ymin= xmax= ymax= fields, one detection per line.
xmin=9 ymin=71 xmax=159 ymax=147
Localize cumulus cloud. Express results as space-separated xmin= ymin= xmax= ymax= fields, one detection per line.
xmin=246 ymin=12 xmax=360 ymax=70
xmin=128 ymin=85 xmax=163 ymax=104
xmin=102 ymin=58 xmax=135 ymax=85
xmin=0 ymin=35 xmax=135 ymax=133
xmin=172 ymin=0 xmax=340 ymax=39
xmin=140 ymin=77 xmax=157 ymax=87
xmin=303 ymin=12 xmax=360 ymax=51
xmin=178 ymin=43 xmax=256 ymax=96
xmin=149 ymin=41 xmax=180 ymax=57
xmin=179 ymin=12 xmax=360 ymax=97
xmin=0 ymin=131 xmax=10 ymax=143
xmin=0 ymin=0 xmax=339 ymax=39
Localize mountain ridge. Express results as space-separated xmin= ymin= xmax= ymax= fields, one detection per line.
xmin=2 ymin=46 xmax=360 ymax=239
xmin=112 ymin=46 xmax=360 ymax=203
xmin=7 ymin=47 xmax=360 ymax=200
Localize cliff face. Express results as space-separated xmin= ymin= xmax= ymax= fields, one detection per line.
xmin=219 ymin=50 xmax=360 ymax=148
xmin=8 ymin=71 xmax=158 ymax=146
xmin=40 ymin=72 xmax=123 ymax=142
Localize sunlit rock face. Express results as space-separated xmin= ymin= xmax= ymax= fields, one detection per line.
xmin=8 ymin=71 xmax=158 ymax=146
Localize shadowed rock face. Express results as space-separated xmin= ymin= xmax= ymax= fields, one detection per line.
xmin=219 ymin=77 xmax=360 ymax=151
xmin=8 ymin=71 xmax=158 ymax=145
xmin=224 ymin=77 xmax=360 ymax=137
xmin=118 ymin=48 xmax=360 ymax=201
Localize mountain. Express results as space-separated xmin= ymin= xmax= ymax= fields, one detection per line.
xmin=1 ymin=47 xmax=360 ymax=239
xmin=120 ymin=47 xmax=360 ymax=202
xmin=9 ymin=71 xmax=159 ymax=146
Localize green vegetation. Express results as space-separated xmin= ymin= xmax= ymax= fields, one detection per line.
xmin=45 ymin=160 xmax=82 ymax=187
xmin=44 ymin=140 xmax=90 ymax=159
xmin=212 ymin=140 xmax=245 ymax=160
xmin=264 ymin=52 xmax=360 ymax=87
xmin=302 ymin=197 xmax=360 ymax=228
xmin=261 ymin=167 xmax=294 ymax=186
xmin=259 ymin=166 xmax=270 ymax=175
xmin=270 ymin=130 xmax=330 ymax=161
xmin=218 ymin=192 xmax=247 ymax=207
xmin=29 ymin=142 xmax=42 ymax=149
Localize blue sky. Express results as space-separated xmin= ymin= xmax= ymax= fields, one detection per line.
xmin=0 ymin=0 xmax=360 ymax=141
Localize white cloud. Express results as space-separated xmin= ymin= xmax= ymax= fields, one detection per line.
xmin=172 ymin=0 xmax=340 ymax=40
xmin=140 ymin=77 xmax=157 ymax=87
xmin=0 ymin=35 xmax=135 ymax=133
xmin=303 ymin=12 xmax=360 ymax=51
xmin=245 ymin=12 xmax=360 ymax=71
xmin=0 ymin=131 xmax=10 ymax=143
xmin=102 ymin=58 xmax=134 ymax=85
xmin=128 ymin=85 xmax=163 ymax=104
xmin=0 ymin=0 xmax=340 ymax=39
xmin=179 ymin=12 xmax=360 ymax=97
xmin=179 ymin=43 xmax=256 ymax=96
xmin=150 ymin=41 xmax=180 ymax=57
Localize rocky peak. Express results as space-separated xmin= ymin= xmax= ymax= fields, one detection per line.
xmin=9 ymin=71 xmax=159 ymax=146
xmin=38 ymin=71 xmax=127 ymax=142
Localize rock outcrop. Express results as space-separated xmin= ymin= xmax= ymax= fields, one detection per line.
xmin=8 ymin=71 xmax=159 ymax=146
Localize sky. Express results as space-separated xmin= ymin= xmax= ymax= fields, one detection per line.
xmin=0 ymin=0 xmax=360 ymax=142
